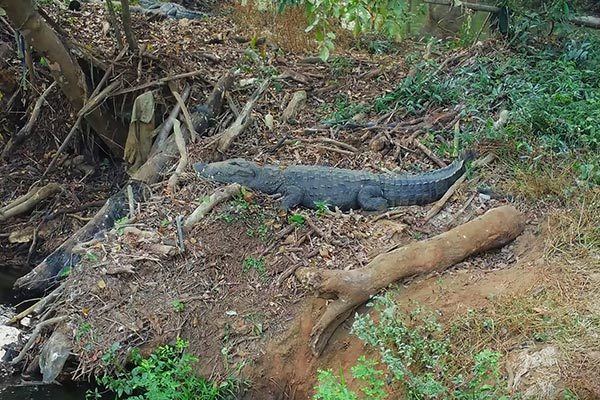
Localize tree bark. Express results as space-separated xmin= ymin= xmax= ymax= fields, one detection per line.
xmin=296 ymin=205 xmax=525 ymax=355
xmin=119 ymin=0 xmax=137 ymax=51
xmin=0 ymin=0 xmax=128 ymax=157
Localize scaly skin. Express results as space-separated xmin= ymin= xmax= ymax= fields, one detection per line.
xmin=138 ymin=0 xmax=207 ymax=20
xmin=194 ymin=156 xmax=471 ymax=211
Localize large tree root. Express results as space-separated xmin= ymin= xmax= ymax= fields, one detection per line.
xmin=14 ymin=72 xmax=234 ymax=295
xmin=296 ymin=205 xmax=525 ymax=356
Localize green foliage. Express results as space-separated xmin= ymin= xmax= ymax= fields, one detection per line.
xmin=172 ymin=300 xmax=185 ymax=313
xmin=314 ymin=200 xmax=330 ymax=216
xmin=324 ymin=34 xmax=600 ymax=163
xmin=288 ymin=213 xmax=306 ymax=226
xmin=115 ymin=217 xmax=129 ymax=235
xmin=98 ymin=338 xmax=236 ymax=400
xmin=313 ymin=295 xmax=513 ymax=399
xmin=278 ymin=0 xmax=420 ymax=59
xmin=242 ymin=256 xmax=266 ymax=274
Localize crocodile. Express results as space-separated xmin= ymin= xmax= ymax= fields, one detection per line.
xmin=193 ymin=154 xmax=473 ymax=211
xmin=136 ymin=0 xmax=208 ymax=20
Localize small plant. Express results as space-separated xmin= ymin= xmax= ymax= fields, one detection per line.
xmin=115 ymin=217 xmax=129 ymax=235
xmin=160 ymin=218 xmax=171 ymax=228
xmin=85 ymin=252 xmax=99 ymax=262
xmin=288 ymin=213 xmax=306 ymax=226
xmin=346 ymin=295 xmax=512 ymax=399
xmin=314 ymin=200 xmax=330 ymax=217
xmin=242 ymin=256 xmax=266 ymax=275
xmin=314 ymin=295 xmax=516 ymax=399
xmin=172 ymin=300 xmax=185 ymax=313
xmin=314 ymin=357 xmax=386 ymax=400
xmin=97 ymin=338 xmax=236 ymax=399
xmin=75 ymin=322 xmax=93 ymax=341
xmin=247 ymin=223 xmax=269 ymax=241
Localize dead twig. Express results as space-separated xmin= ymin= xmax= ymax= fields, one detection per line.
xmin=111 ymin=70 xmax=209 ymax=97
xmin=0 ymin=183 xmax=62 ymax=222
xmin=167 ymin=120 xmax=188 ymax=194
xmin=414 ymin=139 xmax=447 ymax=168
xmin=11 ymin=316 xmax=68 ymax=365
xmin=2 ymin=81 xmax=57 ymax=158
xmin=151 ymin=85 xmax=191 ymax=154
xmin=217 ymin=79 xmax=270 ymax=153
xmin=8 ymin=284 xmax=66 ymax=325
xmin=169 ymin=83 xmax=198 ymax=142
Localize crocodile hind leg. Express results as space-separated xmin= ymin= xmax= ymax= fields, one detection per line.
xmin=280 ymin=186 xmax=304 ymax=210
xmin=357 ymin=186 xmax=388 ymax=211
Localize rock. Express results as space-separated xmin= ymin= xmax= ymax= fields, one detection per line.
xmin=39 ymin=329 xmax=71 ymax=383
xmin=0 ymin=307 xmax=20 ymax=361
xmin=264 ymin=113 xmax=274 ymax=130
xmin=282 ymin=90 xmax=307 ymax=122
xmin=506 ymin=345 xmax=564 ymax=398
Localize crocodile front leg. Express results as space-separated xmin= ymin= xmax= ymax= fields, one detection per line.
xmin=280 ymin=185 xmax=304 ymax=210
xmin=358 ymin=186 xmax=388 ymax=211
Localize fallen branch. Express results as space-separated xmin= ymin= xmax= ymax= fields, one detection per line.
xmin=423 ymin=0 xmax=600 ymax=29
xmin=111 ymin=70 xmax=209 ymax=97
xmin=296 ymin=205 xmax=524 ymax=355
xmin=169 ymin=83 xmax=198 ymax=142
xmin=11 ymin=316 xmax=68 ymax=365
xmin=217 ymin=79 xmax=270 ymax=153
xmin=423 ymin=153 xmax=494 ymax=222
xmin=0 ymin=183 xmax=62 ymax=222
xmin=166 ymin=120 xmax=188 ymax=194
xmin=151 ymin=85 xmax=191 ymax=154
xmin=184 ymin=183 xmax=241 ymax=227
xmin=41 ymin=80 xmax=122 ymax=180
xmin=2 ymin=81 xmax=57 ymax=158
xmin=7 ymin=284 xmax=65 ymax=325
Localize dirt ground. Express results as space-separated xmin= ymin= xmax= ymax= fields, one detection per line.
xmin=1 ymin=2 xmax=599 ymax=399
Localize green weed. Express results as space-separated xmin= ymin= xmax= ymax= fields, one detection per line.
xmin=314 ymin=295 xmax=514 ymax=399
xmin=172 ymin=300 xmax=185 ymax=313
xmin=288 ymin=213 xmax=306 ymax=226
xmin=242 ymin=256 xmax=266 ymax=275
xmin=314 ymin=200 xmax=330 ymax=216
xmin=97 ymin=338 xmax=237 ymax=399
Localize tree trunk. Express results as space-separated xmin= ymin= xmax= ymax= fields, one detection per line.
xmin=296 ymin=205 xmax=525 ymax=355
xmin=119 ymin=0 xmax=137 ymax=51
xmin=0 ymin=0 xmax=128 ymax=157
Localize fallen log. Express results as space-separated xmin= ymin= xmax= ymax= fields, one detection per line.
xmin=296 ymin=205 xmax=525 ymax=355
xmin=14 ymin=72 xmax=234 ymax=295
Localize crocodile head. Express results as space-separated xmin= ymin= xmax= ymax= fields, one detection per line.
xmin=194 ymin=159 xmax=259 ymax=186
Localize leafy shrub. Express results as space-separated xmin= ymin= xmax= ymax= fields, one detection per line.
xmin=314 ymin=295 xmax=512 ymax=399
xmin=98 ymin=338 xmax=236 ymax=400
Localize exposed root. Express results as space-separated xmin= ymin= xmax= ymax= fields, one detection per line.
xmin=296 ymin=205 xmax=525 ymax=355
